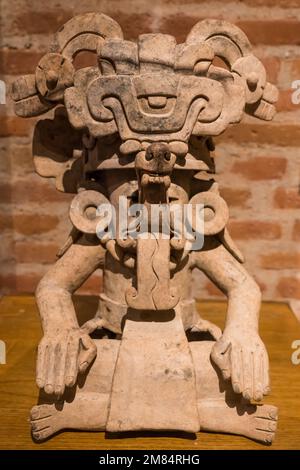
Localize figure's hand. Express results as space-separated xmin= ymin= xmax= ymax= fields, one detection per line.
xmin=211 ymin=327 xmax=270 ymax=401
xmin=191 ymin=318 xmax=222 ymax=341
xmin=36 ymin=327 xmax=97 ymax=396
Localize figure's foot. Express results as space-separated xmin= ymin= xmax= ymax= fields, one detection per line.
xmin=31 ymin=404 xmax=62 ymax=441
xmin=198 ymin=401 xmax=278 ymax=444
xmin=244 ymin=404 xmax=278 ymax=444
xmin=30 ymin=392 xmax=109 ymax=441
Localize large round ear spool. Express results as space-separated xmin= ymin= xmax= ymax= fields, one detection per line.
xmin=188 ymin=191 xmax=229 ymax=236
xmin=231 ymin=55 xmax=266 ymax=105
xmin=69 ymin=189 xmax=111 ymax=236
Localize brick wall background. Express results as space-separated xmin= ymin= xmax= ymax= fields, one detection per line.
xmin=0 ymin=0 xmax=299 ymax=302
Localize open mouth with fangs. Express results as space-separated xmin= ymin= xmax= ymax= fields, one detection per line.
xmin=138 ymin=170 xmax=172 ymax=205
xmin=140 ymin=171 xmax=171 ymax=188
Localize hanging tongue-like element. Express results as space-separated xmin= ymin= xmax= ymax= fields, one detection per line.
xmin=125 ymin=143 xmax=179 ymax=310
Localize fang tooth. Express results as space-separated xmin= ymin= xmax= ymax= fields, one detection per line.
xmin=141 ymin=173 xmax=150 ymax=186
xmin=141 ymin=173 xmax=171 ymax=186
xmin=164 ymin=176 xmax=171 ymax=187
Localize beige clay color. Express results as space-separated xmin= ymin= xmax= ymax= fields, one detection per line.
xmin=12 ymin=13 xmax=278 ymax=443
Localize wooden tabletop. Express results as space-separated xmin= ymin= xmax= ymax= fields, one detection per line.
xmin=0 ymin=295 xmax=299 ymax=450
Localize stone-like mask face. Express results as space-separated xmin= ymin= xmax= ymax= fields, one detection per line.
xmin=65 ymin=31 xmax=244 ymax=190
xmin=63 ymin=25 xmax=276 ymax=182
xmin=75 ymin=35 xmax=240 ymax=143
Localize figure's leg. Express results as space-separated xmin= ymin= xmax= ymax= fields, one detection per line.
xmin=31 ymin=339 xmax=120 ymax=441
xmin=190 ymin=341 xmax=278 ymax=444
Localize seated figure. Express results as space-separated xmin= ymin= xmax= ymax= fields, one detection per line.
xmin=12 ymin=13 xmax=278 ymax=443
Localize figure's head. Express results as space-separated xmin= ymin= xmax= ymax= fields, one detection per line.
xmin=12 ymin=12 xmax=278 ymax=198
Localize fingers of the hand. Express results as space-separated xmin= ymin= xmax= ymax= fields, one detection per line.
xmin=231 ymin=347 xmax=243 ymax=394
xmin=78 ymin=335 xmax=97 ymax=373
xmin=211 ymin=339 xmax=231 ymax=380
xmin=209 ymin=325 xmax=223 ymax=341
xmin=253 ymin=352 xmax=264 ymax=401
xmin=44 ymin=344 xmax=55 ymax=395
xmin=36 ymin=342 xmax=47 ymax=389
xmin=262 ymin=351 xmax=270 ymax=395
xmin=242 ymin=351 xmax=253 ymax=400
xmin=53 ymin=343 xmax=67 ymax=396
xmin=64 ymin=336 xmax=80 ymax=387
xmin=191 ymin=320 xmax=222 ymax=341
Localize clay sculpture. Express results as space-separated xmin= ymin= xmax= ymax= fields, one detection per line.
xmin=12 ymin=13 xmax=279 ymax=443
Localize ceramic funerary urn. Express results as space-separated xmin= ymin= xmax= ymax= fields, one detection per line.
xmin=12 ymin=13 xmax=279 ymax=443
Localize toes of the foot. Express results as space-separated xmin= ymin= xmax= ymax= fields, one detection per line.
xmin=31 ymin=420 xmax=48 ymax=432
xmin=30 ymin=404 xmax=53 ymax=421
xmin=256 ymin=419 xmax=277 ymax=432
xmin=267 ymin=406 xmax=278 ymax=420
xmin=268 ymin=420 xmax=277 ymax=432
xmin=263 ymin=432 xmax=274 ymax=444
xmin=258 ymin=405 xmax=278 ymax=421
xmin=32 ymin=428 xmax=51 ymax=441
xmin=30 ymin=406 xmax=40 ymax=420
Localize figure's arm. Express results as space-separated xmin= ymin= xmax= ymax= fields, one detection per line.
xmin=192 ymin=239 xmax=261 ymax=331
xmin=192 ymin=239 xmax=269 ymax=402
xmin=35 ymin=235 xmax=106 ymax=396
